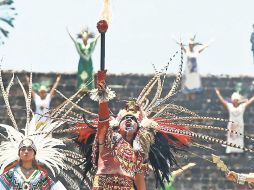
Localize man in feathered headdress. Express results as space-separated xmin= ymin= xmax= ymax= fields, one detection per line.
xmin=75 ymin=68 xmax=192 ymax=190
xmin=72 ymin=4 xmax=251 ymax=188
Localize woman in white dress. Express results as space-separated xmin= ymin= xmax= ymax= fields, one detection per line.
xmin=215 ymin=88 xmax=254 ymax=153
xmin=177 ymin=38 xmax=210 ymax=100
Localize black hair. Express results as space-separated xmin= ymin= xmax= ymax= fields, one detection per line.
xmin=149 ymin=133 xmax=188 ymax=190
xmin=18 ymin=147 xmax=36 ymax=156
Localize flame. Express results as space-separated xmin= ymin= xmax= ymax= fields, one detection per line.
xmin=101 ymin=0 xmax=112 ymax=23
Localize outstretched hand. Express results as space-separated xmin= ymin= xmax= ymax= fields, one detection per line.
xmin=226 ymin=171 xmax=238 ymax=182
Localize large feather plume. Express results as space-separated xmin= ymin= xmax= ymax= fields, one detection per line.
xmin=0 ymin=71 xmax=85 ymax=190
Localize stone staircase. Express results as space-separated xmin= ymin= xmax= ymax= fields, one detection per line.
xmin=1 ymin=71 xmax=254 ymax=190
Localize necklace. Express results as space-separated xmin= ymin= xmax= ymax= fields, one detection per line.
xmin=21 ymin=166 xmax=34 ymax=175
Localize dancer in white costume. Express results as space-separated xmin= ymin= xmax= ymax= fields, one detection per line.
xmin=215 ymin=88 xmax=254 ymax=153
xmin=26 ymin=75 xmax=61 ymax=129
xmin=175 ymin=36 xmax=211 ymax=100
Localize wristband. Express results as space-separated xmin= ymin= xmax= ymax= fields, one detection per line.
xmin=237 ymin=174 xmax=246 ymax=185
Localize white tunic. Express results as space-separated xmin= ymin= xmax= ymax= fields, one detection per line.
xmin=34 ymin=93 xmax=51 ymax=123
xmin=226 ymin=102 xmax=247 ymax=153
xmin=183 ymin=49 xmax=202 ymax=93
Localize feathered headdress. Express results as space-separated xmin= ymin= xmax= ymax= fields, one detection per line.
xmin=77 ymin=27 xmax=95 ymax=39
xmin=63 ymin=48 xmax=254 ymax=189
xmin=32 ymin=80 xmax=51 ymax=92
xmin=0 ymin=70 xmax=87 ymax=190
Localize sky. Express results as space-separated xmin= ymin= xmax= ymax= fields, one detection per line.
xmin=1 ymin=0 xmax=254 ymax=76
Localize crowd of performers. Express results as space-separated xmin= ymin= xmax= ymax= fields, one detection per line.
xmin=0 ymin=50 xmax=254 ymax=190
xmin=1 ymin=2 xmax=254 ymax=190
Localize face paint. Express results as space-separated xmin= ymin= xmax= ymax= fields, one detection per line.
xmin=119 ymin=115 xmax=139 ymax=142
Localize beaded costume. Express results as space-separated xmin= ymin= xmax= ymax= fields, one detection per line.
xmin=69 ymin=48 xmax=254 ymax=190
xmin=0 ymin=164 xmax=55 ymax=190
xmin=63 ymin=7 xmax=254 ymax=185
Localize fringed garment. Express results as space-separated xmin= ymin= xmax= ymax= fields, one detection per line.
xmin=0 ymin=165 xmax=54 ymax=190
xmin=93 ymin=174 xmax=134 ymax=190
xmin=93 ymin=127 xmax=149 ymax=188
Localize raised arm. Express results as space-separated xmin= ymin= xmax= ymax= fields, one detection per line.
xmin=49 ymin=75 xmax=61 ymax=97
xmin=95 ymin=34 xmax=100 ymax=44
xmin=67 ymin=28 xmax=81 ymax=54
xmin=172 ymin=36 xmax=186 ymax=53
xmin=198 ymin=44 xmax=209 ymax=53
xmin=198 ymin=39 xmax=214 ymax=53
xmin=215 ymin=88 xmax=228 ymax=109
xmin=245 ymin=95 xmax=254 ymax=107
xmin=172 ymin=162 xmax=196 ymax=177
xmin=67 ymin=28 xmax=76 ymax=43
xmin=88 ymin=34 xmax=100 ymax=53
xmin=226 ymin=171 xmax=254 ymax=184
xmin=96 ymin=70 xmax=110 ymax=147
xmin=246 ymin=174 xmax=254 ymax=183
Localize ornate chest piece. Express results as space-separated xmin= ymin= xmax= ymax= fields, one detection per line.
xmin=22 ymin=182 xmax=30 ymax=190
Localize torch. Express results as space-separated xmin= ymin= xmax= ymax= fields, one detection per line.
xmin=97 ymin=20 xmax=108 ymax=71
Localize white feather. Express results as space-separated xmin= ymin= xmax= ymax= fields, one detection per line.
xmin=0 ymin=73 xmax=84 ymax=188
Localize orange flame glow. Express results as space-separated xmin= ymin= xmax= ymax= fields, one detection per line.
xmin=101 ymin=0 xmax=112 ymax=23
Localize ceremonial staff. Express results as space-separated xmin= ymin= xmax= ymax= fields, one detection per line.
xmin=97 ymin=20 xmax=108 ymax=71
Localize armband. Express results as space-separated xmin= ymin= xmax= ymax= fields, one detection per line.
xmin=237 ymin=174 xmax=246 ymax=185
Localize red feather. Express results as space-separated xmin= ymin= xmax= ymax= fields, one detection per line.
xmin=73 ymin=122 xmax=97 ymax=143
xmin=153 ymin=117 xmax=191 ymax=145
